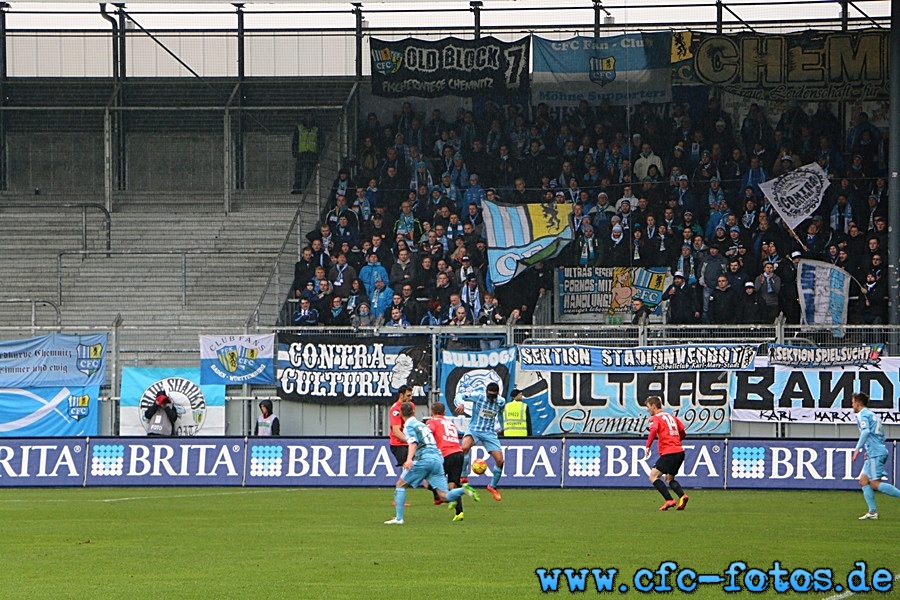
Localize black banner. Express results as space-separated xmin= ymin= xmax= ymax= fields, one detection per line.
xmin=672 ymin=29 xmax=889 ymax=101
xmin=276 ymin=334 xmax=431 ymax=405
xmin=370 ymin=36 xmax=530 ymax=98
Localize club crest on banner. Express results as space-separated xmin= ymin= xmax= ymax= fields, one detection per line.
xmin=589 ymin=55 xmax=616 ymax=85
xmin=76 ymin=342 xmax=104 ymax=376
xmin=372 ymin=46 xmax=403 ymax=75
xmin=67 ymin=394 xmax=91 ymax=421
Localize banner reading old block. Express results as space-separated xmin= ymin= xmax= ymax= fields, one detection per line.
xmin=370 ymin=37 xmax=529 ymax=98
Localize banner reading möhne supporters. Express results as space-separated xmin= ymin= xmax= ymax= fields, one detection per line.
xmin=119 ymin=368 xmax=225 ymax=436
xmin=729 ymin=356 xmax=900 ymax=425
xmin=278 ymin=334 xmax=431 ymax=404
xmin=514 ymin=344 xmax=748 ymax=436
xmin=556 ymin=266 xmax=669 ymax=320
xmin=532 ymin=33 xmax=672 ymax=106
xmin=199 ymin=333 xmax=275 ymax=385
xmin=0 ymin=333 xmax=107 ymax=388
xmin=370 ymin=37 xmax=530 ymax=98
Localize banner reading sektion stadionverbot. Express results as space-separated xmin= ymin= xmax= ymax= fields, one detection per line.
xmin=277 ymin=334 xmax=431 ymax=405
xmin=513 ymin=359 xmax=733 ymax=437
xmin=0 ymin=333 xmax=107 ymax=388
xmin=532 ymin=33 xmax=672 ymax=106
xmin=370 ymin=37 xmax=530 ymax=98
xmin=729 ymin=357 xmax=900 ymax=425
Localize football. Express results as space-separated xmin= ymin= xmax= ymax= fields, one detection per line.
xmin=472 ymin=458 xmax=488 ymax=475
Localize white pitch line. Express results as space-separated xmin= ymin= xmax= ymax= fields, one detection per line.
xmin=823 ymin=572 xmax=900 ymax=600
xmin=0 ymin=488 xmax=302 ymax=505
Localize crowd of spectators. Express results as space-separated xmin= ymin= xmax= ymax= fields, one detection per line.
xmin=290 ymin=96 xmax=889 ymax=327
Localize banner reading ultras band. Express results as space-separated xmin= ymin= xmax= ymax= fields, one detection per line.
xmin=370 ymin=37 xmax=530 ymax=98
xmin=277 ymin=334 xmax=431 ymax=405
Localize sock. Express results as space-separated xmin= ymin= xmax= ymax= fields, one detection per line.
xmin=490 ymin=465 xmax=502 ymax=488
xmin=431 ymin=486 xmax=440 ymax=501
xmin=669 ymin=479 xmax=685 ymax=498
xmin=461 ymin=453 xmax=471 ymax=476
xmin=446 ymin=487 xmax=465 ymax=502
xmin=862 ymin=484 xmax=877 ymax=512
xmin=876 ymin=482 xmax=900 ymax=498
xmin=653 ymin=478 xmax=672 ymax=500
xmin=394 ymin=487 xmax=406 ymax=520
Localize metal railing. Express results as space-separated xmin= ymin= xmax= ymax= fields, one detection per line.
xmin=56 ymin=249 xmax=279 ymax=306
xmin=0 ymin=299 xmax=62 ymax=332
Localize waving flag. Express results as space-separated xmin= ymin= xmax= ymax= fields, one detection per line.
xmin=796 ymin=259 xmax=851 ymax=332
xmin=483 ymin=200 xmax=573 ymax=286
xmin=758 ymin=162 xmax=831 ymax=232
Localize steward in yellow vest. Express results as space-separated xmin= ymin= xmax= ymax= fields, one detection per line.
xmin=502 ymin=388 xmax=532 ymax=437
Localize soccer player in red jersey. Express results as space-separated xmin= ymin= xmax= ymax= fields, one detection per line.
xmin=389 ymin=385 xmax=414 ymax=507
xmin=426 ymin=402 xmax=466 ymax=521
xmin=644 ymin=395 xmax=689 ymax=511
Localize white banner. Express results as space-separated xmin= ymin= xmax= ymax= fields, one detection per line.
xmin=796 ymin=259 xmax=851 ymax=328
xmin=757 ymin=162 xmax=830 ymax=231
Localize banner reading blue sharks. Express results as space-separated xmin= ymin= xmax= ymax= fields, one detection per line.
xmin=796 ymin=259 xmax=851 ymax=330
xmin=520 ymin=344 xmax=757 ymax=373
xmin=483 ymin=199 xmax=573 ymax=286
xmin=0 ymin=385 xmax=100 ymax=437
xmin=532 ymin=33 xmax=672 ymax=107
xmin=513 ymin=363 xmax=731 ymax=436
xmin=277 ymin=334 xmax=431 ymax=405
xmin=119 ymin=367 xmax=226 ymax=436
xmin=370 ymin=37 xmax=530 ymax=98
xmin=0 ymin=333 xmax=106 ymax=388
xmin=199 ymin=334 xmax=275 ymax=385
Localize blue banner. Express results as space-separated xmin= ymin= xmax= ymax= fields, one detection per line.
xmin=767 ymin=343 xmax=883 ymax=369
xmin=119 ymin=368 xmax=226 ymax=436
xmin=0 ymin=386 xmax=100 ymax=437
xmin=728 ymin=440 xmax=890 ymax=490
xmin=532 ymin=33 xmax=672 ymax=106
xmin=439 ymin=347 xmax=518 ymax=417
xmin=520 ymin=344 xmax=757 ymax=373
xmin=565 ymin=439 xmax=725 ymax=489
xmin=85 ymin=438 xmax=245 ymax=486
xmin=513 ymin=368 xmax=731 ymax=436
xmin=797 ymin=259 xmax=851 ymax=331
xmin=246 ymin=437 xmax=562 ymax=488
xmin=199 ymin=334 xmax=275 ymax=385
xmin=0 ymin=333 xmax=107 ymax=388
xmin=0 ymin=439 xmax=87 ymax=487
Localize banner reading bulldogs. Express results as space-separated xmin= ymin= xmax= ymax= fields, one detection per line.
xmin=556 ymin=266 xmax=670 ymax=321
xmin=278 ymin=334 xmax=431 ymax=405
xmin=0 ymin=333 xmax=106 ymax=388
xmin=370 ymin=37 xmax=529 ymax=98
xmin=730 ymin=357 xmax=900 ymax=424
xmin=520 ymin=344 xmax=757 ymax=373
xmin=532 ymin=33 xmax=672 ymax=106
xmin=439 ymin=347 xmax=517 ymax=420
xmin=199 ymin=333 xmax=275 ymax=385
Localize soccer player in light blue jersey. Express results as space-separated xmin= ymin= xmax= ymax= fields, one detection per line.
xmin=385 ymin=402 xmax=479 ymax=525
xmin=456 ymin=381 xmax=506 ymax=501
xmin=852 ymin=392 xmax=900 ymax=520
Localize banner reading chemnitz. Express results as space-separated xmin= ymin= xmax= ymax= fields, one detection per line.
xmin=370 ymin=37 xmax=530 ymax=98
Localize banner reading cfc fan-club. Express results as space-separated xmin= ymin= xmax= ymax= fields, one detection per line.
xmin=370 ymin=37 xmax=530 ymax=98
xmin=277 ymin=334 xmax=431 ymax=405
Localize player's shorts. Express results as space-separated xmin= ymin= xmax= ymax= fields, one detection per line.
xmin=654 ymin=451 xmax=686 ymax=476
xmin=390 ymin=444 xmax=408 ymax=467
xmin=862 ymin=454 xmax=889 ymax=481
xmin=401 ymin=455 xmax=448 ymax=492
xmin=443 ymin=451 xmax=464 ymax=486
xmin=464 ymin=430 xmax=502 ymax=453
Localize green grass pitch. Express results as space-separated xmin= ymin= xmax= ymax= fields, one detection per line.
xmin=0 ymin=487 xmax=897 ymax=599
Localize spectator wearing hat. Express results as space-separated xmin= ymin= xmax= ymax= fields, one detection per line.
xmin=460 ymin=273 xmax=484 ymax=317
xmin=455 ymin=255 xmax=480 ymax=288
xmin=673 ymin=242 xmax=699 ymax=285
xmin=736 ymin=280 xmax=767 ymax=324
xmin=368 ymin=273 xmax=394 ymax=319
xmin=665 ymin=271 xmax=701 ymax=324
xmin=572 ymin=223 xmax=603 ymax=267
xmin=771 ymin=151 xmax=800 ymax=177
xmin=605 ymin=224 xmax=630 ymax=267
xmin=671 ymin=174 xmax=701 ymax=219
xmin=145 ymin=390 xmax=179 ymax=436
xmin=462 ymin=173 xmax=487 ymax=211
